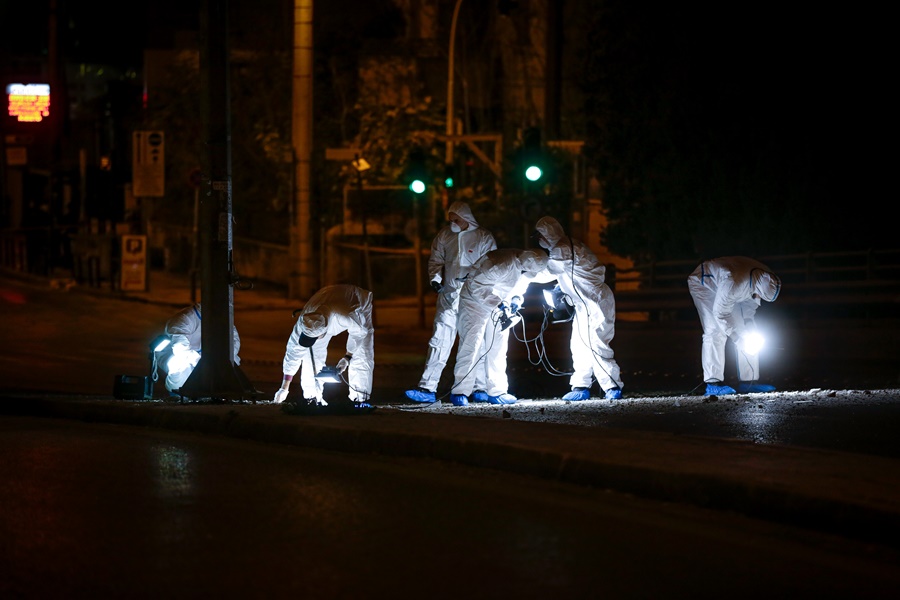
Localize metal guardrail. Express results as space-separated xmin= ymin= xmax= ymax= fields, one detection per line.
xmin=609 ymin=249 xmax=900 ymax=289
xmin=609 ymin=249 xmax=900 ymax=318
xmin=14 ymin=222 xmax=894 ymax=319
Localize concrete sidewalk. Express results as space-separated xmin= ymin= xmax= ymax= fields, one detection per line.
xmin=5 ymin=267 xmax=900 ymax=550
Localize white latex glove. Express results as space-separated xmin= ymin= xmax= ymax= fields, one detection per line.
xmin=273 ymin=388 xmax=290 ymax=404
xmin=336 ymin=355 xmax=351 ymax=373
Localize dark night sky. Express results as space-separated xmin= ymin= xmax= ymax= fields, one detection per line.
xmin=0 ymin=0 xmax=201 ymax=68
xmin=593 ymin=1 xmax=894 ymax=249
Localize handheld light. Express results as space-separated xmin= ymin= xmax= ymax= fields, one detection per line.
xmin=150 ymin=334 xmax=172 ymax=353
xmin=315 ymin=366 xmax=343 ymax=383
xmin=542 ymin=287 xmax=575 ymax=324
xmin=742 ymin=331 xmax=766 ymax=355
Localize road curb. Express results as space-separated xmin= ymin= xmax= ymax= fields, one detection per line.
xmin=3 ymin=393 xmax=899 ymax=549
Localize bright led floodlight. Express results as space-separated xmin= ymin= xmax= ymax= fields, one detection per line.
xmin=150 ymin=334 xmax=172 ymax=353
xmin=543 ymin=288 xmax=574 ymax=324
xmin=742 ymin=331 xmax=765 ymax=356
xmin=315 ymin=366 xmax=342 ymax=384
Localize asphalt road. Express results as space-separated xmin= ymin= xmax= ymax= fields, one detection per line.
xmin=3 ymin=415 xmax=899 ymax=599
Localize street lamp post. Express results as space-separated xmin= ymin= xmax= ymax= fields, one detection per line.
xmin=290 ymin=0 xmax=315 ymax=300
xmin=445 ymin=0 xmax=464 ymax=168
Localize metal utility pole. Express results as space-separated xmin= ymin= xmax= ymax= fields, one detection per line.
xmin=544 ymin=0 xmax=562 ymax=141
xmin=288 ymin=0 xmax=316 ymax=299
xmin=445 ymin=0 xmax=464 ymax=170
xmin=180 ymin=0 xmax=257 ymax=400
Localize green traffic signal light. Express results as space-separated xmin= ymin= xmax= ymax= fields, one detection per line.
xmin=409 ymin=179 xmax=426 ymax=194
xmin=406 ymin=147 xmax=429 ymax=194
xmin=525 ymin=165 xmax=543 ymax=182
xmin=520 ymin=126 xmax=545 ymax=183
xmin=443 ymin=164 xmax=455 ymax=188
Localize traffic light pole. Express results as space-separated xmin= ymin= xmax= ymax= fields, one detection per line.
xmin=445 ymin=0 xmax=464 ymax=169
xmin=180 ymin=0 xmax=258 ymax=401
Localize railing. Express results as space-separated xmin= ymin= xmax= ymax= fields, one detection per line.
xmin=610 ymin=249 xmax=900 ymax=290
xmin=14 ymin=221 xmax=894 ymax=321
xmin=610 ymin=249 xmax=900 ymax=319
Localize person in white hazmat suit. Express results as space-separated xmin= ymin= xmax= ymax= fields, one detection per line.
xmin=449 ymin=248 xmax=549 ymax=406
xmin=405 ymin=200 xmax=497 ymax=403
xmin=687 ymin=256 xmax=782 ymax=395
xmin=532 ymin=217 xmax=624 ymax=401
xmin=274 ymin=284 xmax=375 ymax=406
xmin=160 ymin=303 xmax=241 ymax=393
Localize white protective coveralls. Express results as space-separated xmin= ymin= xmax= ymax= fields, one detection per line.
xmin=687 ymin=256 xmax=781 ymax=383
xmin=452 ymin=248 xmax=548 ymax=399
xmin=281 ymin=284 xmax=374 ymax=403
xmin=417 ymin=201 xmax=496 ymax=392
xmin=162 ymin=303 xmax=241 ymax=392
xmin=534 ymin=217 xmax=624 ymax=395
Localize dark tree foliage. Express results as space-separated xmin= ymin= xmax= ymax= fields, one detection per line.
xmin=143 ymin=0 xmax=408 ymax=244
xmin=576 ymin=0 xmax=890 ymax=263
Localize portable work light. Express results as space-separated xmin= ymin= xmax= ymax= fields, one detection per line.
xmin=315 ymin=366 xmax=343 ymax=383
xmin=542 ymin=287 xmax=574 ymax=324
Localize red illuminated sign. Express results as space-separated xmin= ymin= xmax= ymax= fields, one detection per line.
xmin=6 ymin=83 xmax=51 ymax=123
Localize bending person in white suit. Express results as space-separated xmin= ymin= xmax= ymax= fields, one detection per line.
xmin=687 ymin=256 xmax=781 ymax=395
xmin=275 ymin=284 xmax=375 ymax=406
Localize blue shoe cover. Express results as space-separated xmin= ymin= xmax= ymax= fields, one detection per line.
xmin=705 ymin=383 xmax=736 ymax=395
xmin=605 ymin=387 xmax=623 ymax=400
xmin=488 ymin=393 xmax=517 ymax=405
xmin=472 ymin=390 xmax=490 ymax=403
xmin=451 ymin=394 xmax=469 ymax=406
xmin=562 ymin=387 xmax=590 ymax=401
xmin=354 ymin=402 xmax=374 ymax=409
xmin=405 ymin=388 xmax=436 ymax=403
xmin=737 ymin=382 xmax=776 ymax=393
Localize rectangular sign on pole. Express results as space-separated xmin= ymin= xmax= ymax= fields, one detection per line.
xmin=325 ymin=147 xmax=361 ymax=161
xmin=132 ymin=130 xmax=165 ymax=197
xmin=120 ymin=234 xmax=148 ymax=292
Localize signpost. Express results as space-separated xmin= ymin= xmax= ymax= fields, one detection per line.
xmin=132 ymin=130 xmax=165 ymax=198
xmin=119 ymin=234 xmax=148 ymax=292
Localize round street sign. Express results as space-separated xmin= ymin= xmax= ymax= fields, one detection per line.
xmin=188 ymin=167 xmax=202 ymax=189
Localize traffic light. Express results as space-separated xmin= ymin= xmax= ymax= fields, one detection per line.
xmin=443 ymin=164 xmax=455 ymax=189
xmin=521 ymin=127 xmax=544 ymax=183
xmin=525 ymin=164 xmax=543 ymax=182
xmin=405 ymin=147 xmax=428 ymax=194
